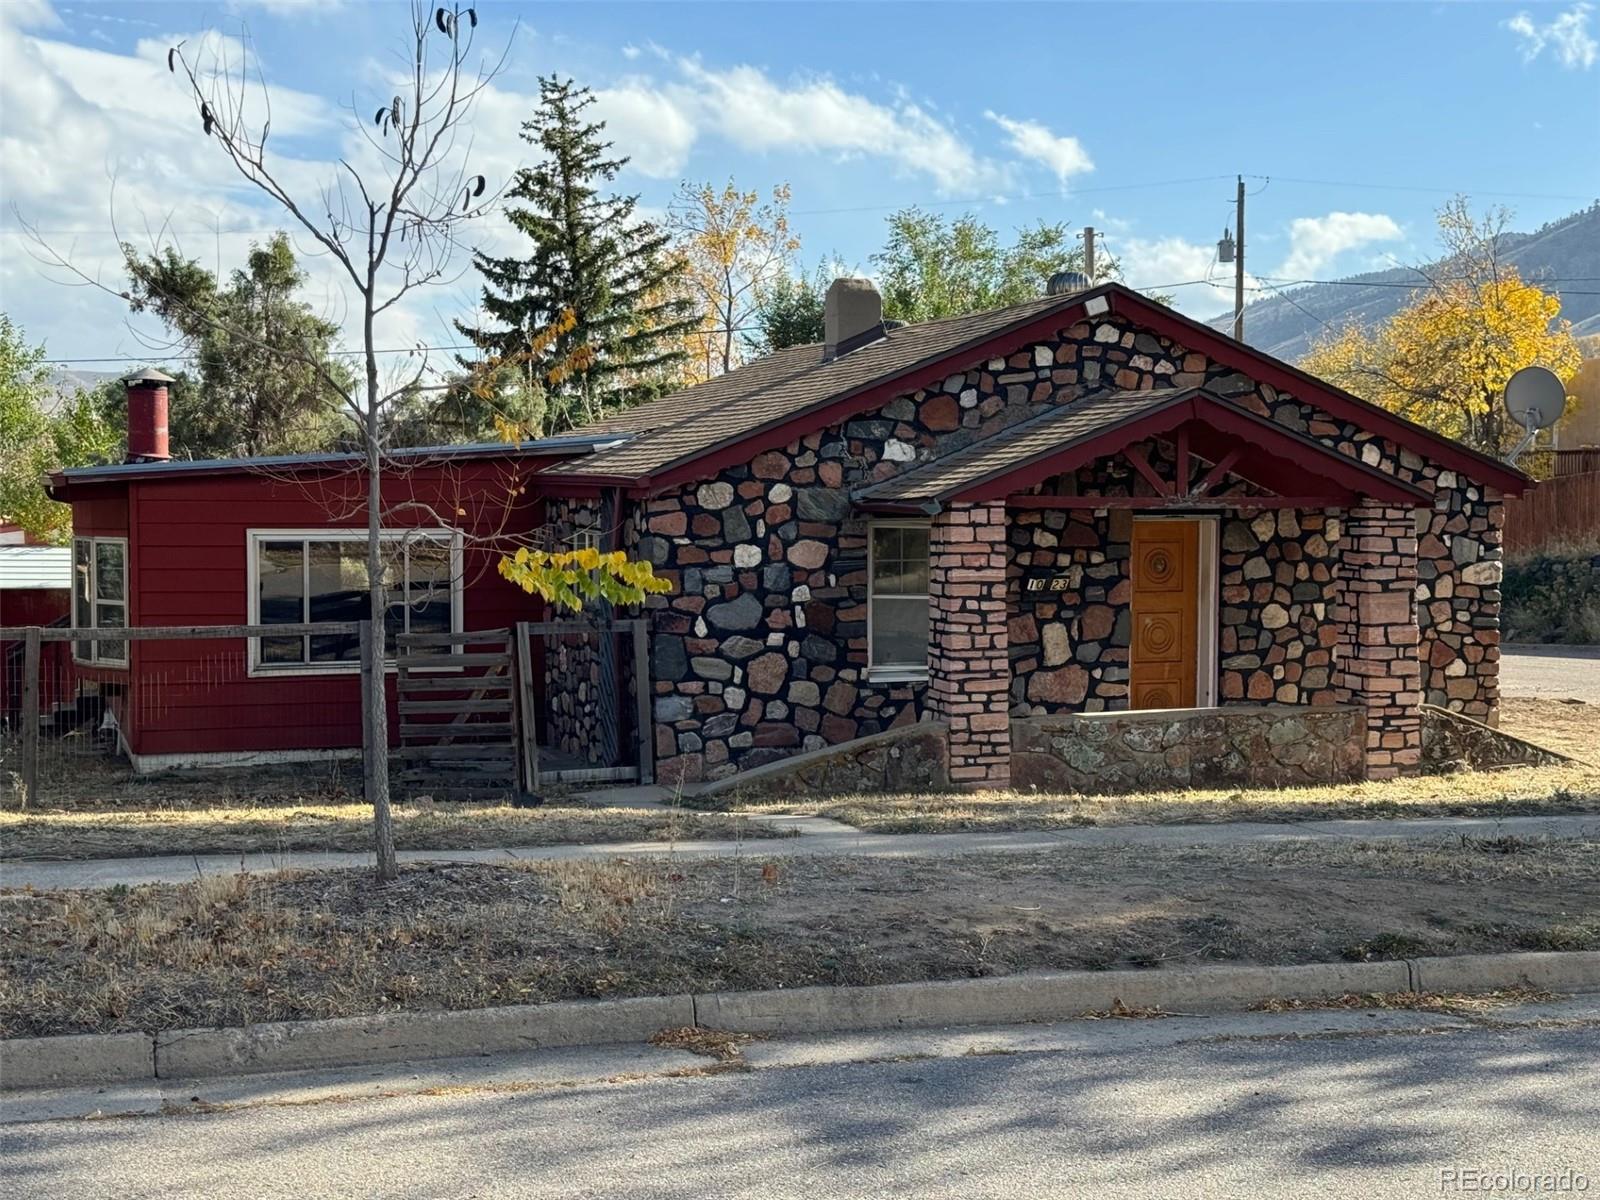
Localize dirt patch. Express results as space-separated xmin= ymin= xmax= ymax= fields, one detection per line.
xmin=1250 ymin=986 xmax=1556 ymax=1016
xmin=3 ymin=835 xmax=1595 ymax=1038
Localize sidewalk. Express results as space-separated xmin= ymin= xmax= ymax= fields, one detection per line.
xmin=4 ymin=811 xmax=1596 ymax=891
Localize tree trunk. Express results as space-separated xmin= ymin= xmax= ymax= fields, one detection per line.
xmin=364 ymin=329 xmax=398 ymax=883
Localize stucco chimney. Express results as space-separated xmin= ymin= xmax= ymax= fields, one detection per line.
xmin=823 ymin=277 xmax=885 ymax=361
xmin=123 ymin=368 xmax=174 ymax=463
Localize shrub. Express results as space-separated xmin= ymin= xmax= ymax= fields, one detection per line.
xmin=1501 ymin=550 xmax=1600 ymax=644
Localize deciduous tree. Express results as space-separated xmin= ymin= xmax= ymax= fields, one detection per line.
xmin=872 ymin=209 xmax=1118 ymax=323
xmin=668 ymin=180 xmax=800 ymax=381
xmin=112 ymin=233 xmax=350 ymax=458
xmin=1301 ymin=199 xmax=1582 ymax=457
xmin=0 ymin=317 xmax=119 ymax=544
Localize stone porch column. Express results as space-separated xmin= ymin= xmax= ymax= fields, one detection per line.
xmin=1335 ymin=502 xmax=1423 ymax=779
xmin=927 ymin=502 xmax=1011 ymax=789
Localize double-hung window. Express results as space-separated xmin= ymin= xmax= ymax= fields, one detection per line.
xmin=867 ymin=522 xmax=930 ymax=679
xmin=248 ymin=530 xmax=461 ymax=672
xmin=72 ymin=536 xmax=128 ymax=666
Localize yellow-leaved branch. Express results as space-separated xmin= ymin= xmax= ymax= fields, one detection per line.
xmin=498 ymin=545 xmax=673 ymax=613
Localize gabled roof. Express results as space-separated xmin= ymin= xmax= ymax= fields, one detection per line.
xmin=852 ymin=387 xmax=1431 ymax=512
xmin=544 ymin=283 xmax=1531 ymax=497
xmin=545 ymin=291 xmax=1091 ymax=482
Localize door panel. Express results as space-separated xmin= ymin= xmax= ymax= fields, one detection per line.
xmin=1130 ymin=520 xmax=1199 ymax=709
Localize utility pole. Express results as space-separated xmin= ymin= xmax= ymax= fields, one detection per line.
xmin=1083 ymin=225 xmax=1096 ymax=281
xmin=1233 ymin=174 xmax=1246 ymax=342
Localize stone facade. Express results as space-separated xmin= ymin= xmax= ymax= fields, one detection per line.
xmin=1216 ymin=509 xmax=1343 ymax=707
xmin=1011 ymin=704 xmax=1365 ymax=793
xmin=927 ymin=503 xmax=1011 ymax=788
xmin=1334 ymin=503 xmax=1424 ymax=777
xmin=630 ymin=311 xmax=1504 ymax=784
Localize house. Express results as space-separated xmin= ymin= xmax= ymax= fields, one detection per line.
xmin=0 ymin=528 xmax=74 ymax=731
xmin=43 ymin=280 xmax=1529 ymax=787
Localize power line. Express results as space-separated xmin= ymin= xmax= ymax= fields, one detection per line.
xmin=1243 ymin=174 xmax=1595 ymax=203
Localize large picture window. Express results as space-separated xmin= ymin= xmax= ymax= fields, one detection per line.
xmin=248 ymin=530 xmax=461 ymax=672
xmin=868 ymin=522 xmax=929 ymax=678
xmin=72 ymin=536 xmax=128 ymax=666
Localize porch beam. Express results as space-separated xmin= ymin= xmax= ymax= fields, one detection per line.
xmin=1192 ymin=447 xmax=1242 ymax=497
xmin=1121 ymin=445 xmax=1172 ymax=496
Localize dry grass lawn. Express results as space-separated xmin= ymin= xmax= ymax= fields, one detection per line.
xmin=2 ymin=834 xmax=1594 ymax=1038
xmin=0 ymin=802 xmax=778 ymax=861
xmin=0 ymin=757 xmax=775 ymax=860
xmin=695 ymin=698 xmax=1600 ymax=833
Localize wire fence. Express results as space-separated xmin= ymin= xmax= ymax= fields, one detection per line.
xmin=1 ymin=623 xmax=368 ymax=811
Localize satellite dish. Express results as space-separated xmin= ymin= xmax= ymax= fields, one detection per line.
xmin=1504 ymin=366 xmax=1566 ymax=431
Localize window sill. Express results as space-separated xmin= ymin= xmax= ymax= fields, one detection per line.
xmin=864 ymin=667 xmax=929 ymax=685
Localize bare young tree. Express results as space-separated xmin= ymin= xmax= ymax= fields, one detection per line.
xmin=23 ymin=5 xmax=512 ymax=881
xmin=175 ymin=5 xmax=514 ymax=879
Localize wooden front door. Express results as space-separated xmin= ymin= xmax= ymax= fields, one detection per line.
xmin=1130 ymin=519 xmax=1200 ymax=709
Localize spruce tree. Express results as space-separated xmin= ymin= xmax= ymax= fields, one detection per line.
xmin=457 ymin=76 xmax=694 ymax=433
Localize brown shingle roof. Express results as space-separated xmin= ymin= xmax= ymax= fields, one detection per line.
xmin=545 ymin=292 xmax=1087 ymax=480
xmin=853 ymin=388 xmax=1189 ymax=507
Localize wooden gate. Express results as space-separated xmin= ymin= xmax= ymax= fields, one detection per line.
xmin=394 ymin=628 xmax=524 ymax=801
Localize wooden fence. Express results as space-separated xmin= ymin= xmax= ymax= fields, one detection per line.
xmin=1503 ymin=471 xmax=1600 ymax=558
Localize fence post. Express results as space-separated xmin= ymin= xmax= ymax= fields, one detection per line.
xmin=632 ymin=619 xmax=654 ymax=786
xmin=514 ymin=622 xmax=540 ymax=795
xmin=19 ymin=627 xmax=41 ymax=809
xmin=359 ymin=619 xmax=376 ymax=810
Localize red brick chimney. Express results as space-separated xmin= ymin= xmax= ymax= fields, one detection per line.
xmin=123 ymin=368 xmax=173 ymax=463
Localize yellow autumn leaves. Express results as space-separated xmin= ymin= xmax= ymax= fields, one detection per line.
xmin=498 ymin=545 xmax=673 ymax=613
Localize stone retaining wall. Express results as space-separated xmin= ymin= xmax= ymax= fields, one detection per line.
xmin=1420 ymin=705 xmax=1569 ymax=771
xmin=1011 ymin=704 xmax=1365 ymax=793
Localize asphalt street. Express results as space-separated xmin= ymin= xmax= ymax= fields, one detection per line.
xmin=1501 ymin=644 xmax=1600 ymax=704
xmin=5 ymin=1002 xmax=1596 ymax=1199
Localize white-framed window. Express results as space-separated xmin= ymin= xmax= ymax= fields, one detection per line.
xmin=246 ymin=529 xmax=463 ymax=674
xmin=867 ymin=521 xmax=930 ymax=680
xmin=72 ymin=536 xmax=128 ymax=666
xmin=568 ymin=522 xmax=600 ymax=552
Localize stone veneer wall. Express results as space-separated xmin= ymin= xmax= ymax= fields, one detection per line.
xmin=1011 ymin=704 xmax=1364 ymax=793
xmin=540 ymin=497 xmax=606 ymax=765
xmin=635 ymin=312 xmax=1502 ymax=783
xmin=1216 ymin=509 xmax=1343 ymax=707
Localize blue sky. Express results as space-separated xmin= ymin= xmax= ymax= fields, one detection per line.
xmin=3 ymin=0 xmax=1598 ymax=371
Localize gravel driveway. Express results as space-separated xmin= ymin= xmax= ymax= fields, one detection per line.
xmin=1501 ymin=644 xmax=1600 ymax=703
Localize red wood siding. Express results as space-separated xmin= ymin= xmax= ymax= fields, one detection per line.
xmin=69 ymin=463 xmax=545 ymax=760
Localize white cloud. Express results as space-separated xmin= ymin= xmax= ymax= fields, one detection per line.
xmin=1505 ymin=3 xmax=1597 ymax=69
xmin=673 ymin=61 xmax=998 ymax=193
xmin=1278 ymin=211 xmax=1402 ymax=278
xmin=984 ymin=111 xmax=1092 ymax=185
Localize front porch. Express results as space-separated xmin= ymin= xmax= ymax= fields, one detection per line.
xmin=855 ymin=387 xmax=1434 ymax=787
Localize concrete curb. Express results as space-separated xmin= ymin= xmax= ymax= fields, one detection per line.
xmin=5 ymin=952 xmax=1598 ymax=1091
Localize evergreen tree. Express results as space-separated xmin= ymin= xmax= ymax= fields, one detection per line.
xmin=750 ymin=261 xmax=831 ymax=354
xmin=119 ymin=234 xmax=352 ymax=458
xmin=456 ymin=76 xmax=694 ymax=433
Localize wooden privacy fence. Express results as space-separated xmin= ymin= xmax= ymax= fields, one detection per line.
xmin=1503 ymin=471 xmax=1600 ymax=557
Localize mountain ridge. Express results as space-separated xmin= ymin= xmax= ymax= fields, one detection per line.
xmin=1209 ymin=203 xmax=1600 ymax=362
